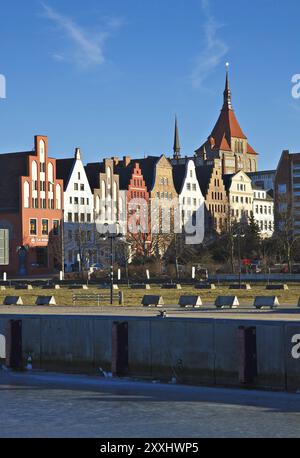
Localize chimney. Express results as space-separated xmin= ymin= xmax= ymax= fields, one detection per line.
xmin=75 ymin=148 xmax=81 ymax=160
xmin=123 ymin=156 xmax=131 ymax=167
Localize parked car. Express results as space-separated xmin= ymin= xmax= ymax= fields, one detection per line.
xmin=89 ymin=263 xmax=105 ymax=273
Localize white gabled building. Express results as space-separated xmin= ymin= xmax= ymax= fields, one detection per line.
xmin=223 ymin=170 xmax=254 ymax=223
xmin=252 ymin=185 xmax=274 ymax=238
xmin=56 ymin=148 xmax=96 ymax=272
xmin=172 ymin=159 xmax=205 ymax=244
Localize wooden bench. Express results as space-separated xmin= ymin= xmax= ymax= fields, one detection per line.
xmin=72 ymin=291 xmax=124 ymax=306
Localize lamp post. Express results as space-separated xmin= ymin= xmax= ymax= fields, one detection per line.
xmin=101 ymin=223 xmax=122 ymax=304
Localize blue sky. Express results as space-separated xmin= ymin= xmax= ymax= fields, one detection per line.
xmin=0 ymin=0 xmax=300 ymax=170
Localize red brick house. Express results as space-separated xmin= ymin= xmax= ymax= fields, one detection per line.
xmin=114 ymin=156 xmax=151 ymax=255
xmin=0 ymin=135 xmax=63 ymax=276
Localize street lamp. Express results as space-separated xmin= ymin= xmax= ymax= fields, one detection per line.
xmin=100 ymin=222 xmax=123 ymax=304
xmin=233 ymin=228 xmax=245 ymax=288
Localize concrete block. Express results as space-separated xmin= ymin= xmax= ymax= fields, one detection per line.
xmin=215 ymin=296 xmax=239 ymax=309
xmin=195 ymin=283 xmax=216 ymax=290
xmin=3 ymin=296 xmax=23 ymax=305
xmin=254 ymin=296 xmax=279 ymax=309
xmin=229 ymin=284 xmax=251 ymax=290
xmin=161 ymin=284 xmax=182 ymax=290
xmin=141 ymin=295 xmax=164 ymax=307
xmin=178 ymin=295 xmax=202 ymax=308
xmin=266 ymin=284 xmax=289 ymax=290
xmin=131 ymin=284 xmax=151 ymax=290
xmin=35 ymin=296 xmax=56 ymax=306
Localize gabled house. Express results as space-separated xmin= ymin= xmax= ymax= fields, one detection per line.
xmin=223 ymin=170 xmax=254 ymax=223
xmin=172 ymin=159 xmax=205 ymax=244
xmin=0 ymin=135 xmax=63 ymax=276
xmin=196 ymin=159 xmax=228 ymax=234
xmin=56 ymin=148 xmax=96 ymax=272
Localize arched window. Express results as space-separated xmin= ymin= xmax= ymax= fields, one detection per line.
xmin=113 ymin=181 xmax=117 ymax=200
xmin=39 ymin=140 xmax=45 ymax=162
xmin=24 ymin=181 xmax=30 ymax=208
xmin=32 ymin=161 xmax=38 ymax=180
xmin=48 ymin=163 xmax=53 ymax=182
xmin=101 ymin=180 xmax=106 ymax=199
xmin=56 ymin=184 xmax=61 ymax=210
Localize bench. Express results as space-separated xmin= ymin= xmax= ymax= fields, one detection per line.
xmin=254 ymin=296 xmax=279 ymax=309
xmin=178 ymin=295 xmax=202 ymax=308
xmin=215 ymin=296 xmax=239 ymax=309
xmin=72 ymin=291 xmax=124 ymax=306
xmin=266 ymin=284 xmax=289 ymax=290
xmin=35 ymin=296 xmax=56 ymax=306
xmin=3 ymin=296 xmax=23 ymax=305
xmin=229 ymin=284 xmax=251 ymax=290
xmin=131 ymin=284 xmax=151 ymax=290
xmin=161 ymin=284 xmax=182 ymax=290
xmin=195 ymin=283 xmax=216 ymax=290
xmin=142 ymin=295 xmax=164 ymax=307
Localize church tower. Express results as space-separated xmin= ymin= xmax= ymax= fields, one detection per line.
xmin=173 ymin=116 xmax=181 ymax=160
xmin=195 ymin=65 xmax=258 ymax=174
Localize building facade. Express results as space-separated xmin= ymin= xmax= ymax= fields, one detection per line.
xmin=274 ymin=150 xmax=300 ymax=235
xmin=172 ymin=160 xmax=205 ymax=244
xmin=195 ymin=71 xmax=258 ymax=175
xmin=223 ymin=171 xmax=254 ymax=223
xmin=56 ymin=148 xmax=96 ymax=272
xmin=196 ymin=159 xmax=228 ymax=234
xmin=252 ymin=186 xmax=274 ymax=238
xmin=0 ymin=135 xmax=63 ymax=276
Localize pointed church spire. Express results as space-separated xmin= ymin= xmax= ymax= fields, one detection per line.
xmin=223 ymin=63 xmax=232 ymax=111
xmin=173 ymin=116 xmax=181 ymax=159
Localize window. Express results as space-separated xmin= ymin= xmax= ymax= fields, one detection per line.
xmin=78 ymin=172 xmax=81 ymax=180
xmin=42 ymin=219 xmax=49 ymax=235
xmin=187 ymin=183 xmax=191 ymax=191
xmin=278 ymin=184 xmax=287 ymax=194
xmin=74 ymin=183 xmax=79 ymax=191
xmin=80 ymin=184 xmax=84 ymax=191
xmin=24 ymin=182 xmax=30 ymax=208
xmin=81 ymin=198 xmax=85 ymax=205
xmin=56 ymin=184 xmax=62 ymax=210
xmin=32 ymin=198 xmax=38 ymax=208
xmin=74 ymin=213 xmax=79 ymax=223
xmin=80 ymin=213 xmax=85 ymax=222
xmin=30 ymin=219 xmax=37 ymax=235
xmin=74 ymin=197 xmax=79 ymax=205
xmin=68 ymin=213 xmax=72 ymax=222
xmin=52 ymin=220 xmax=60 ymax=236
xmin=192 ymin=184 xmax=196 ymax=191
xmin=86 ymin=198 xmax=89 ymax=205
xmin=87 ymin=213 xmax=91 ymax=223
